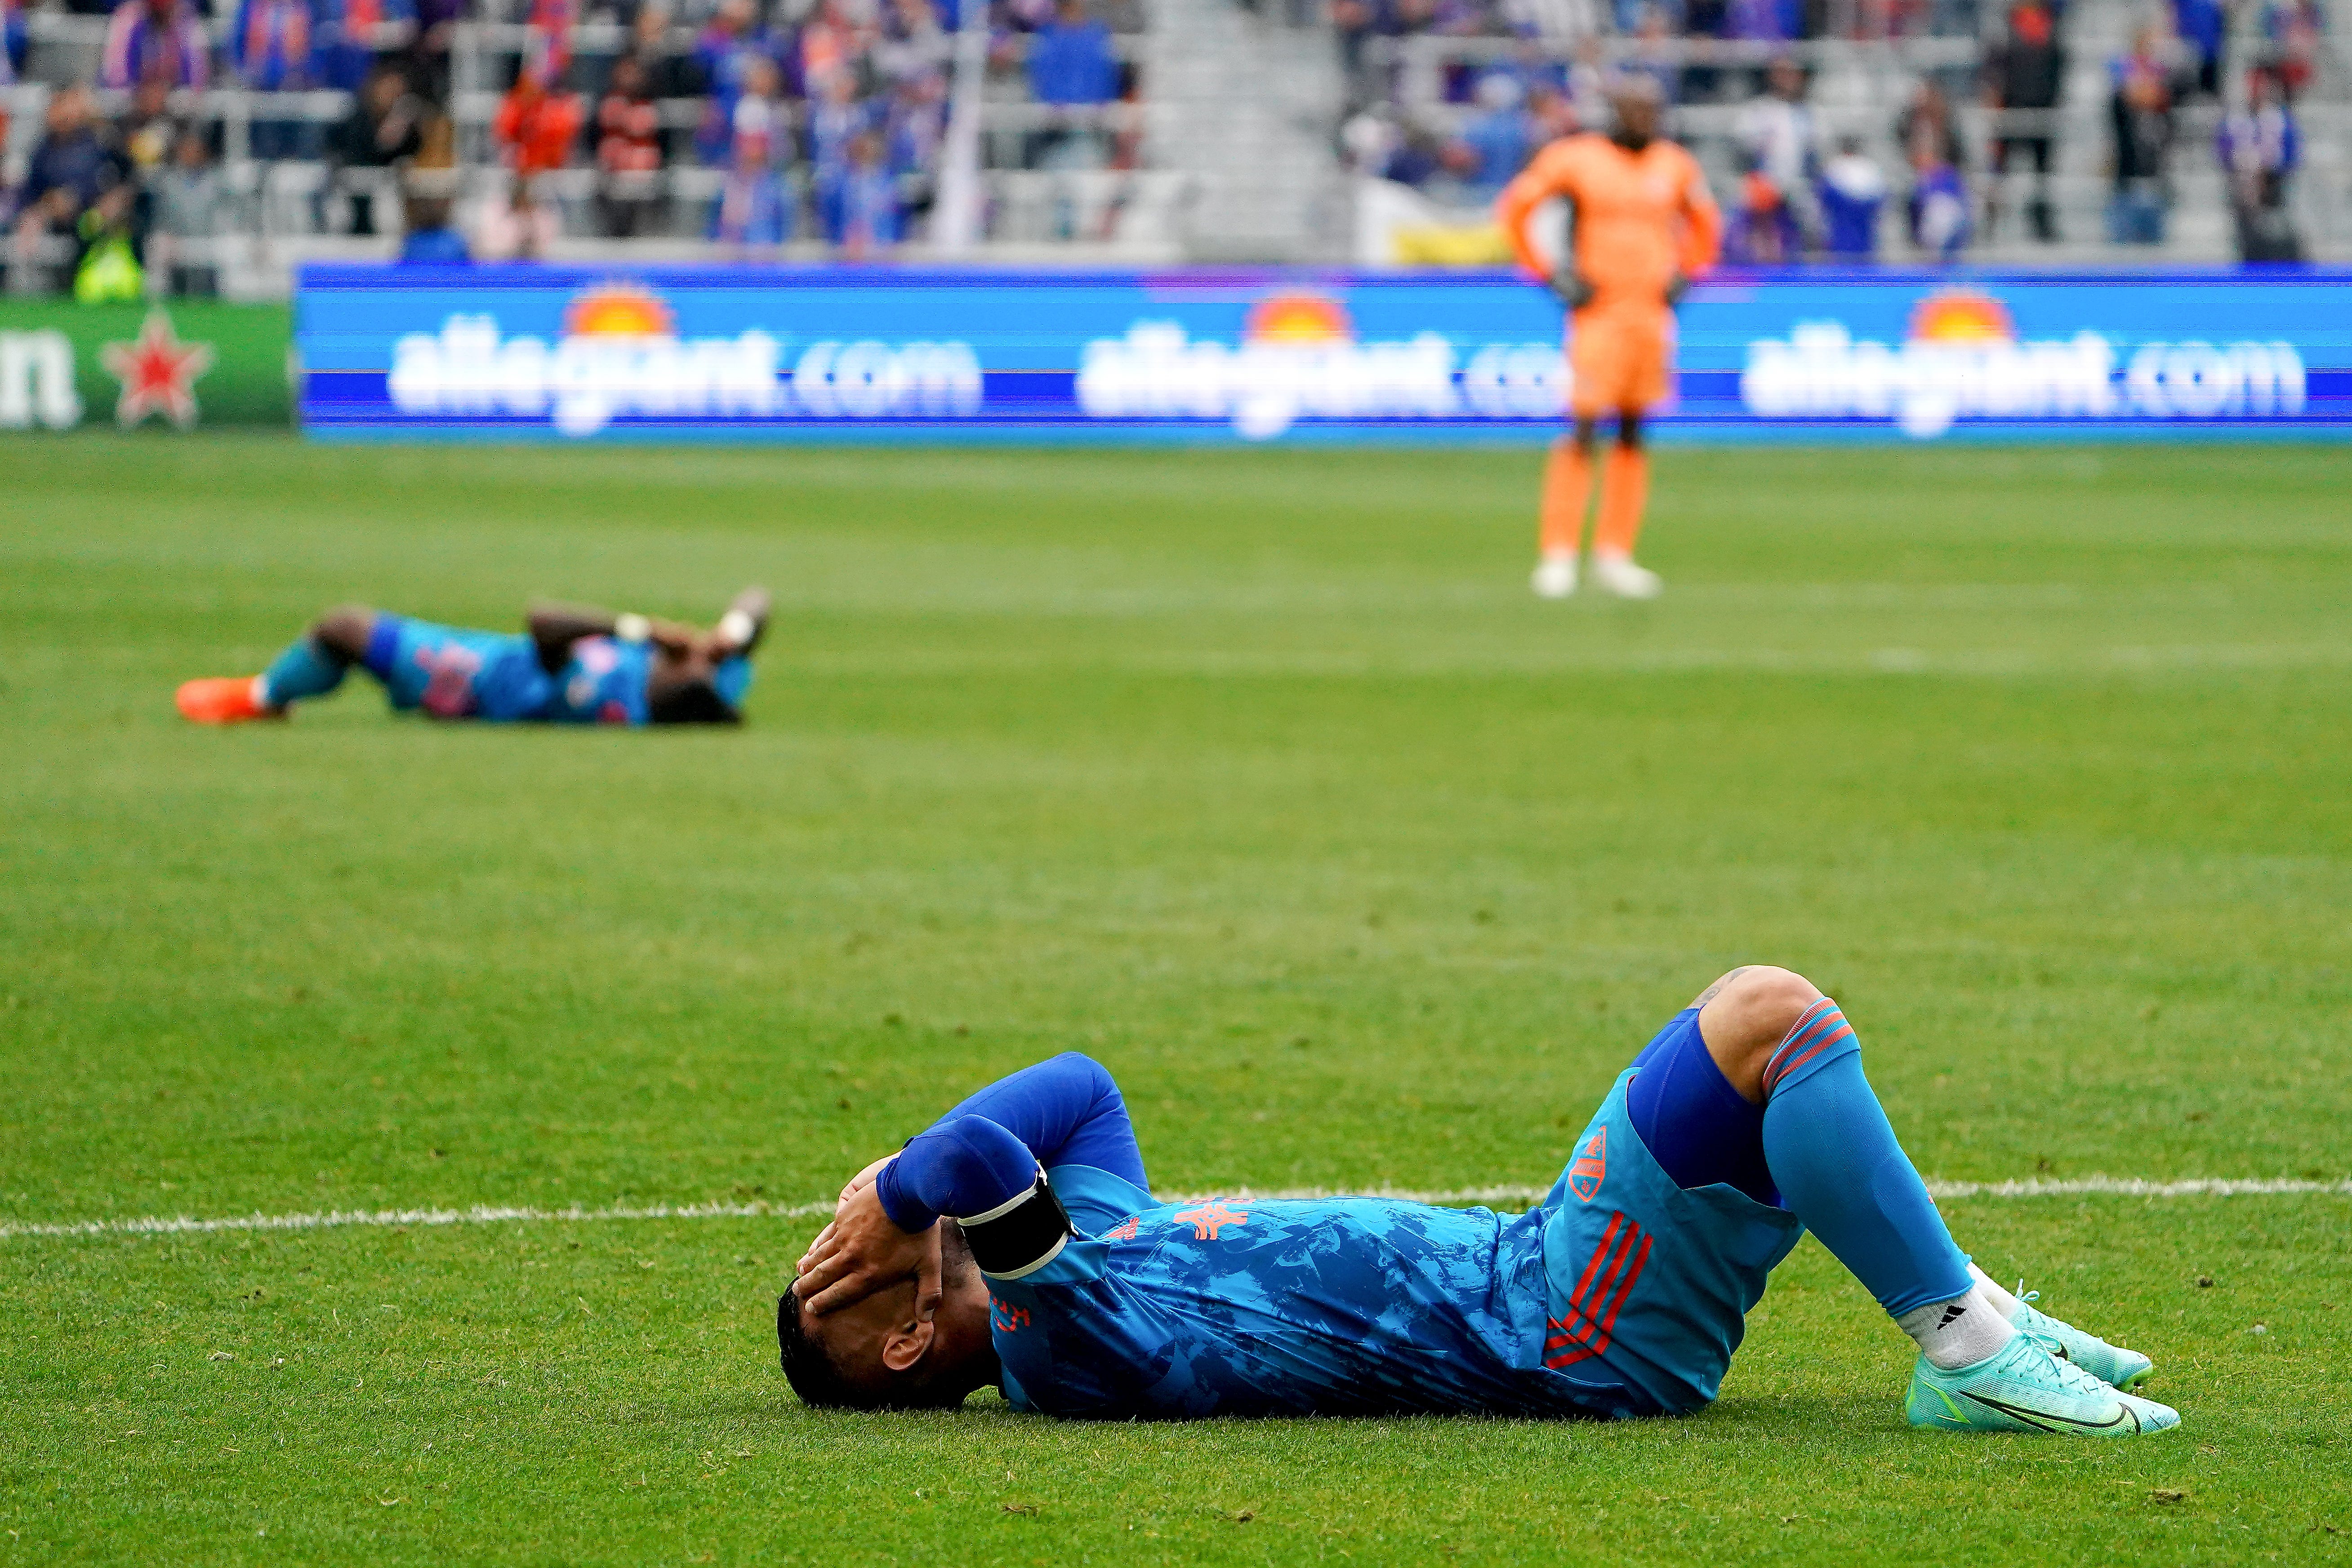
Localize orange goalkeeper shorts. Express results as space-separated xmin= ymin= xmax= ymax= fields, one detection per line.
xmin=1566 ymin=311 xmax=1672 ymax=419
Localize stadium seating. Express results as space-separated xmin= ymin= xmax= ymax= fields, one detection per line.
xmin=0 ymin=0 xmax=2343 ymax=292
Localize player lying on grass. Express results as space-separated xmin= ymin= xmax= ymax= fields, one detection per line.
xmin=782 ymin=966 xmax=2178 ymax=1435
xmin=175 ymin=588 xmax=769 ymax=726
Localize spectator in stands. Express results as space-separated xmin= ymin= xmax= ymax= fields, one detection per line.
xmin=100 ymin=0 xmax=211 ymax=89
xmin=634 ymin=4 xmax=704 ymax=102
xmin=2218 ymin=65 xmax=2302 ymax=261
xmin=825 ymin=126 xmax=899 ymax=254
xmin=232 ymin=0 xmax=324 ymax=160
xmin=405 ymin=0 xmax=460 ymax=103
xmin=494 ymin=62 xmax=585 ymax=182
xmin=1817 ymin=132 xmax=1885 ymax=257
xmin=807 ymin=63 xmax=868 ymax=208
xmin=1025 ymin=2 xmax=1120 ymax=169
xmin=334 ymin=61 xmax=425 ymax=234
xmin=797 ymin=0 xmax=880 ymax=98
xmin=2 ymin=0 xmax=28 ymax=85
xmin=1982 ymin=0 xmax=2063 ymax=242
xmin=1028 ymin=0 xmax=1118 ymax=110
xmin=1905 ymin=116 xmax=1969 ymax=257
xmin=695 ymin=0 xmax=773 ymax=165
xmin=886 ymin=67 xmax=949 ymax=223
xmin=1525 ymin=80 xmax=1576 ymax=144
xmin=71 ymin=182 xmax=144 ymax=301
xmin=396 ymin=191 xmax=468 ymax=261
xmin=2107 ymin=23 xmax=2178 ymax=244
xmin=152 ymin=127 xmax=231 ymax=294
xmin=118 ymin=74 xmax=184 ymax=178
xmin=2262 ymin=0 xmax=2321 ymax=98
xmin=876 ymin=0 xmax=950 ymax=85
xmin=489 ymin=62 xmax=582 ymax=258
xmin=317 ymin=0 xmax=417 ymax=93
xmin=2172 ymin=0 xmax=2223 ymax=96
xmin=712 ymin=53 xmax=789 ymax=250
xmin=1725 ymin=155 xmax=1800 ymax=262
xmin=523 ymin=0 xmax=578 ymax=94
xmin=1620 ymin=9 xmax=1681 ymax=107
xmin=1737 ymin=56 xmax=1818 ymax=242
xmin=596 ymin=53 xmax=667 ymax=236
xmin=10 ymin=86 xmax=130 ymax=293
xmin=1894 ymin=76 xmax=1963 ymax=172
xmin=1454 ymin=71 xmax=1530 ymax=199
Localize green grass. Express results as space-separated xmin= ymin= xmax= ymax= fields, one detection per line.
xmin=3 ymin=434 xmax=2348 ymax=1565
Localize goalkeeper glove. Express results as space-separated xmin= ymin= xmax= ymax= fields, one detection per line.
xmin=1664 ymin=272 xmax=1690 ymax=307
xmin=1548 ymin=267 xmax=1595 ymax=310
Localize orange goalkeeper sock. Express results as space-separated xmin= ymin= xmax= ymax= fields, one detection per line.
xmin=1538 ymin=439 xmax=1592 ymax=558
xmin=1594 ymin=446 xmax=1650 ymax=559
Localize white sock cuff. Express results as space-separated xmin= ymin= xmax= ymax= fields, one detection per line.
xmin=1966 ymin=1261 xmax=2026 ymax=1320
xmin=1896 ymin=1285 xmax=2018 ymax=1371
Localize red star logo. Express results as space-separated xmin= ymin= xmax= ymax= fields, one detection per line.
xmin=99 ymin=311 xmax=214 ymax=430
xmin=1172 ymin=1202 xmax=1248 ymax=1240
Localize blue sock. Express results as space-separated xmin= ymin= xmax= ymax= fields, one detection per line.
xmin=1761 ymin=1000 xmax=1971 ymax=1318
xmin=258 ymin=637 xmax=347 ymax=709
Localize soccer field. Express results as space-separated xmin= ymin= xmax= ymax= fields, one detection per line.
xmin=4 ymin=434 xmax=2348 ymax=1564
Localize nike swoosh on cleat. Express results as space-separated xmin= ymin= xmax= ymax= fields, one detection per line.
xmin=1959 ymin=1390 xmax=2136 ymax=1433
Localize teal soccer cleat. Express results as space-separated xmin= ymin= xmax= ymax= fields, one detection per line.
xmin=1906 ymin=1336 xmax=2180 ymax=1436
xmin=2008 ymin=1284 xmax=2156 ymax=1391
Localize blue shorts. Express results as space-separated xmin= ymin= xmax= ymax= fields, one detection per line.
xmin=363 ymin=615 xmax=551 ymax=722
xmin=1533 ymin=1012 xmax=1807 ymax=1415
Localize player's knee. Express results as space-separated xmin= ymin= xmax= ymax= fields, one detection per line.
xmin=1707 ymin=966 xmax=1826 ymax=1064
xmin=311 ymin=606 xmax=376 ymax=662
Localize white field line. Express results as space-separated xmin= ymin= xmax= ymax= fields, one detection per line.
xmin=2 ymin=1176 xmax=2347 ymax=1242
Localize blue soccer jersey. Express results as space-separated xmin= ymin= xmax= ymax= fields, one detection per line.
xmin=363 ymin=616 xmax=554 ymax=722
xmin=985 ymin=1167 xmax=1640 ymax=1420
xmin=543 ymin=634 xmax=652 ymax=726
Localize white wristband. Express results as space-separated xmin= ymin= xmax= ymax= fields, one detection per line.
xmin=614 ymin=612 xmax=650 ymax=643
xmin=717 ymin=609 xmax=755 ymax=646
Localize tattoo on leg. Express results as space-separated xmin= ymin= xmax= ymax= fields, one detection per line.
xmin=1690 ymin=967 xmax=1751 ymax=1009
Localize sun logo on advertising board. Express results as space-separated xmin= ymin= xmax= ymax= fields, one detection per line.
xmin=1243 ymin=293 xmax=1353 ymax=345
xmin=1907 ymin=290 xmax=2014 ymax=345
xmin=562 ymin=285 xmax=676 ymax=340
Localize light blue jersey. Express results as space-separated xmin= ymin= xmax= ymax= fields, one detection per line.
xmin=361 ymin=616 xmax=748 ymax=725
xmin=987 ymin=1166 xmax=1650 ymax=1420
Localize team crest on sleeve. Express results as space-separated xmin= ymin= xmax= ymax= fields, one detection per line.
xmin=1569 ymin=1127 xmax=1607 ymax=1203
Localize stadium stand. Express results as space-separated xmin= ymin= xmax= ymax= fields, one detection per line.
xmin=0 ymin=0 xmax=2341 ymax=292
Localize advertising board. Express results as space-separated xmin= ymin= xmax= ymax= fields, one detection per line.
xmin=295 ymin=265 xmax=2350 ymax=445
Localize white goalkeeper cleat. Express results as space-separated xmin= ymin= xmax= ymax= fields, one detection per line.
xmin=1590 ymin=552 xmax=1663 ymax=599
xmin=1532 ymin=554 xmax=1578 ymax=599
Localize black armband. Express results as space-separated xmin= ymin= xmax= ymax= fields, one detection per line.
xmin=957 ymin=1174 xmax=1073 ymax=1280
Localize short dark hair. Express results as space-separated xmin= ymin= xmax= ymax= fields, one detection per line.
xmin=776 ymin=1288 xmax=976 ymax=1412
xmin=650 ymin=679 xmax=742 ymax=726
xmin=776 ymin=1291 xmax=878 ymax=1410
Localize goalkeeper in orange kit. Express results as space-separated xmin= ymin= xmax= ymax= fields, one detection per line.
xmin=1496 ymin=79 xmax=1722 ymax=599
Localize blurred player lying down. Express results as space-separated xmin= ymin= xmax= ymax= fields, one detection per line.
xmin=176 ymin=588 xmax=769 ymax=727
xmin=784 ymin=967 xmax=2179 ymax=1436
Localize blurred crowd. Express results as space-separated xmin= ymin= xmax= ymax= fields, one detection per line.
xmin=1 ymin=0 xmax=1136 ymax=292
xmin=1341 ymin=0 xmax=2329 ymax=261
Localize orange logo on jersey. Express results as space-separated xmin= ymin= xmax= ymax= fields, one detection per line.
xmin=1568 ymin=1127 xmax=1607 ymax=1203
xmin=1172 ymin=1203 xmax=1249 ymax=1240
xmin=1103 ymin=1216 xmax=1140 ymax=1240
xmin=989 ymin=1294 xmax=1032 ymax=1333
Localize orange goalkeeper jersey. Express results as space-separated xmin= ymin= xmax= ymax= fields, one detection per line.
xmin=1495 ymin=134 xmax=1722 ymax=320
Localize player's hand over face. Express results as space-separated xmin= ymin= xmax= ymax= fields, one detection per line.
xmin=795 ymin=1154 xmax=898 ymax=1273
xmin=793 ymin=1180 xmax=942 ymax=1319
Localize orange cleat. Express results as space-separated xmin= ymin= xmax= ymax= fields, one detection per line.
xmin=175 ymin=676 xmax=279 ymax=724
